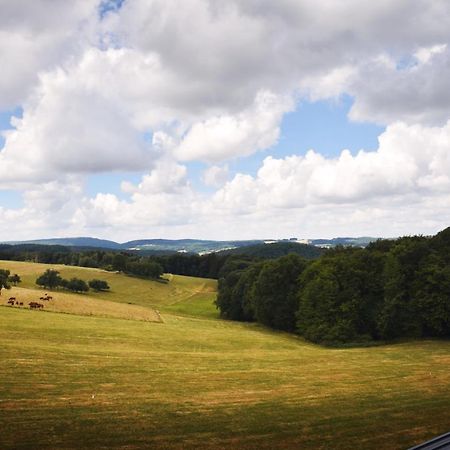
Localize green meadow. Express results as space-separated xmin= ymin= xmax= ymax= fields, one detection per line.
xmin=1 ymin=261 xmax=450 ymax=449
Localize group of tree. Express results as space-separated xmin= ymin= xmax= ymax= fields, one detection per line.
xmin=216 ymin=227 xmax=450 ymax=344
xmin=0 ymin=241 xmax=324 ymax=281
xmin=0 ymin=269 xmax=21 ymax=296
xmin=35 ymin=269 xmax=110 ymax=293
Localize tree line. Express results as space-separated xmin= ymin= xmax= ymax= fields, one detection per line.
xmin=216 ymin=228 xmax=450 ymax=344
xmin=0 ymin=241 xmax=322 ymax=280
xmin=0 ymin=246 xmax=165 ymax=280
xmin=35 ymin=269 xmax=110 ymax=293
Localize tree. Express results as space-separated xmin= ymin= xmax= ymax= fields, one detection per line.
xmin=215 ymin=263 xmax=262 ymax=322
xmin=252 ymin=254 xmax=307 ymax=332
xmin=66 ymin=278 xmax=89 ymax=293
xmin=88 ymin=279 xmax=110 ymax=291
xmin=36 ymin=269 xmax=63 ymax=289
xmin=411 ymin=253 xmax=450 ymax=337
xmin=112 ymin=253 xmax=127 ymax=272
xmin=297 ymin=249 xmax=385 ymax=344
xmin=378 ymin=237 xmax=430 ymax=339
xmin=0 ymin=269 xmax=11 ymax=296
xmin=8 ymin=273 xmax=21 ymax=286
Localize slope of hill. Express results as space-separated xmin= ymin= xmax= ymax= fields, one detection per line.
xmin=122 ymin=238 xmax=263 ymax=253
xmin=310 ymin=236 xmax=379 ymax=247
xmin=0 ymin=260 xmax=217 ymax=318
xmin=1 ymin=236 xmax=384 ymax=254
xmin=4 ymin=237 xmax=122 ymax=249
xmin=218 ymin=241 xmax=325 ymax=259
xmin=1 ymin=295 xmax=449 ymax=450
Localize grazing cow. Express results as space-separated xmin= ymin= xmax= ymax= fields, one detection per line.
xmin=9 ymin=297 xmax=16 ymax=302
xmin=7 ymin=299 xmax=15 ymax=306
xmin=29 ymin=302 xmax=44 ymax=310
xmin=15 ymin=301 xmax=19 ymax=305
xmin=19 ymin=302 xmax=23 ymax=306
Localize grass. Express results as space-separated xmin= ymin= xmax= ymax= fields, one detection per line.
xmin=0 ymin=260 xmax=217 ymax=317
xmin=1 ymin=286 xmax=162 ymax=322
xmin=1 ymin=261 xmax=450 ymax=449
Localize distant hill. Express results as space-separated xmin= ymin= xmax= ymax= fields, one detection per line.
xmin=310 ymin=237 xmax=379 ymax=248
xmin=217 ymin=242 xmax=325 ymax=260
xmin=123 ymin=239 xmax=263 ymax=253
xmin=4 ymin=237 xmax=121 ymax=249
xmin=1 ymin=236 xmax=381 ymax=254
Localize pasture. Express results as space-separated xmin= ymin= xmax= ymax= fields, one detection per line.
xmin=1 ymin=261 xmax=450 ymax=449
xmin=0 ymin=260 xmax=217 ymax=317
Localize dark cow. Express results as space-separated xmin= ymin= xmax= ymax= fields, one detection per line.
xmin=29 ymin=302 xmax=44 ymax=310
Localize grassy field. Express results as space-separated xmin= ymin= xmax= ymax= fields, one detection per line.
xmin=1 ymin=261 xmax=450 ymax=449
xmin=0 ymin=260 xmax=217 ymax=318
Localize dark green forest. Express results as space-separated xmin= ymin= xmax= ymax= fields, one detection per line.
xmin=216 ymin=228 xmax=450 ymax=344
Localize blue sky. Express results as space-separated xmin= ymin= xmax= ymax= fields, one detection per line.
xmin=0 ymin=1 xmax=449 ymax=241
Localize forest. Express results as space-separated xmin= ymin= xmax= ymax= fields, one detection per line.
xmin=216 ymin=228 xmax=450 ymax=344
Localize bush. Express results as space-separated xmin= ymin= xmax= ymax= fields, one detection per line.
xmin=36 ymin=269 xmax=62 ymax=289
xmin=88 ymin=279 xmax=110 ymax=291
xmin=65 ymin=278 xmax=89 ymax=293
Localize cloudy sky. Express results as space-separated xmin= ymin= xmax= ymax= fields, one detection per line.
xmin=1 ymin=0 xmax=450 ymax=241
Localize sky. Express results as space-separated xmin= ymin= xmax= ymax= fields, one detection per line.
xmin=1 ymin=0 xmax=450 ymax=242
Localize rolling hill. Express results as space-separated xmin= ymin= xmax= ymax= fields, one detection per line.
xmin=217 ymin=241 xmax=325 ymax=259
xmin=0 ymin=259 xmax=449 ymax=449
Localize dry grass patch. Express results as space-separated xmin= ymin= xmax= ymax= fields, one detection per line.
xmin=1 ymin=286 xmax=161 ymax=323
xmin=0 ymin=260 xmax=217 ymax=311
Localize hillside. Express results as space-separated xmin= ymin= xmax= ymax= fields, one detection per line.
xmin=218 ymin=241 xmax=324 ymax=259
xmin=1 ymin=237 xmax=264 ymax=253
xmin=1 ymin=236 xmax=383 ymax=254
xmin=0 ymin=260 xmax=217 ymax=318
xmin=1 ymin=260 xmax=449 ymax=449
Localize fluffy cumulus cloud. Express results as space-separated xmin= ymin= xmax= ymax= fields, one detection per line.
xmin=202 ymin=165 xmax=229 ymax=188
xmin=213 ymin=121 xmax=450 ymax=212
xmin=174 ymin=91 xmax=293 ymax=162
xmin=0 ymin=0 xmax=99 ymax=109
xmin=1 ymin=0 xmax=450 ymax=239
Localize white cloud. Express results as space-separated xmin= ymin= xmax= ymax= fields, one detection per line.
xmin=212 ymin=121 xmax=450 ymax=212
xmin=202 ymin=165 xmax=229 ymax=188
xmin=174 ymin=91 xmax=293 ymax=162
xmin=3 ymin=117 xmax=450 ymax=240
xmin=0 ymin=0 xmax=99 ymax=109
xmin=348 ymin=46 xmax=450 ymax=125
xmin=0 ymin=49 xmax=158 ymax=187
xmin=2 ymin=0 xmax=450 ymax=240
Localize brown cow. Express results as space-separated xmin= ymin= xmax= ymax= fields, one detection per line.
xmin=29 ymin=302 xmax=44 ymax=309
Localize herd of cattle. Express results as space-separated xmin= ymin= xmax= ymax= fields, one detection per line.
xmin=5 ymin=294 xmax=53 ymax=310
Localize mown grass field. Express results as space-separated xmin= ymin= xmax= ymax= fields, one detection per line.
xmin=1 ymin=260 xmax=450 ymax=449
xmin=0 ymin=260 xmax=217 ymax=318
